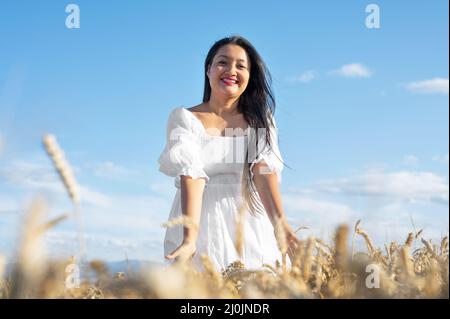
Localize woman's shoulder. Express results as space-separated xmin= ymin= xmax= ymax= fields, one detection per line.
xmin=166 ymin=106 xmax=191 ymax=125
xmin=165 ymin=106 xmax=203 ymax=135
xmin=168 ymin=104 xmax=203 ymax=116
xmin=184 ymin=103 xmax=205 ymax=113
xmin=167 ymin=106 xmax=186 ymax=118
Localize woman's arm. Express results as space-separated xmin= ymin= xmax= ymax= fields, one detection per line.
xmin=180 ymin=175 xmax=206 ymax=242
xmin=251 ymin=162 xmax=288 ymax=226
xmin=165 ymin=175 xmax=206 ymax=262
xmin=251 ymin=162 xmax=298 ymax=257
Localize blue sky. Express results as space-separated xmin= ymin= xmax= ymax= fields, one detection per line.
xmin=0 ymin=0 xmax=448 ymax=262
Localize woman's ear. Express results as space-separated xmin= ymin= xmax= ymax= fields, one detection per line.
xmin=206 ymin=64 xmax=210 ymax=78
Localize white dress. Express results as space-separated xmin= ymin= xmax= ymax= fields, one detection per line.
xmin=158 ymin=106 xmax=286 ymax=272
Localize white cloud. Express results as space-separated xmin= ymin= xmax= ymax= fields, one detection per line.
xmin=315 ymin=171 xmax=449 ymax=205
xmin=283 ymin=189 xmax=448 ymax=249
xmin=271 ymin=167 xmax=447 ymax=249
xmin=90 ymin=161 xmax=137 ymax=180
xmin=0 ymin=195 xmax=22 ymax=214
xmin=0 ymin=157 xmax=170 ymax=261
xmin=284 ymin=195 xmax=354 ymax=217
xmin=149 ymin=182 xmax=176 ymax=198
xmin=0 ymin=158 xmax=62 ymax=193
xmin=406 ymin=78 xmax=449 ymax=95
xmin=402 ymin=154 xmax=419 ymax=167
xmin=354 ymin=201 xmax=448 ymax=246
xmin=286 ymin=70 xmax=317 ymax=83
xmin=80 ymin=185 xmax=114 ymax=208
xmin=432 ymin=153 xmax=449 ymax=165
xmin=362 ymin=162 xmax=391 ymax=173
xmin=330 ymin=63 xmax=372 ymax=78
xmin=0 ymin=158 xmax=118 ymax=208
xmin=283 ymin=194 xmax=355 ymax=239
xmin=43 ymin=231 xmax=164 ymax=262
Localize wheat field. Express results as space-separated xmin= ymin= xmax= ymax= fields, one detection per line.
xmin=0 ymin=135 xmax=448 ymax=299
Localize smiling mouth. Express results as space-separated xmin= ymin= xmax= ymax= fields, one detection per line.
xmin=221 ymin=77 xmax=239 ymax=86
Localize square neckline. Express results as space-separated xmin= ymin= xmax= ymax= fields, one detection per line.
xmin=181 ymin=107 xmax=249 ymax=138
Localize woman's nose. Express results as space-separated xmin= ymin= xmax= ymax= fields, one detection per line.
xmin=225 ymin=64 xmax=238 ymax=75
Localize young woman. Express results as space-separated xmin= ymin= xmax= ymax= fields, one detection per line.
xmin=158 ymin=35 xmax=298 ymax=272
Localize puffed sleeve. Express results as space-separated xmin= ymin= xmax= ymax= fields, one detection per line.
xmin=158 ymin=107 xmax=209 ymax=188
xmin=249 ymin=114 xmax=284 ymax=184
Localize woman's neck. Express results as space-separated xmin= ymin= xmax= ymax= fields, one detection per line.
xmin=206 ymin=95 xmax=240 ymax=117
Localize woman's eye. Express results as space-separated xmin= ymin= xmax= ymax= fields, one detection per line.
xmin=238 ymin=65 xmax=246 ymax=69
xmin=218 ymin=61 xmax=226 ymax=65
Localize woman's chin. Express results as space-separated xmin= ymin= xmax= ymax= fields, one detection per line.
xmin=216 ymin=86 xmax=241 ymax=97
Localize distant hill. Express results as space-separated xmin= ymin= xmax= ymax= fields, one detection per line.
xmin=3 ymin=259 xmax=166 ymax=281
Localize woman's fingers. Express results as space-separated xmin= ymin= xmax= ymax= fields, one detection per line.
xmin=287 ymin=247 xmax=295 ymax=261
xmin=165 ymin=243 xmax=196 ymax=262
xmin=286 ymin=234 xmax=299 ymax=262
xmin=165 ymin=246 xmax=182 ymax=260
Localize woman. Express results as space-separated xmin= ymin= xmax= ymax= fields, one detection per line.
xmin=158 ymin=35 xmax=298 ymax=272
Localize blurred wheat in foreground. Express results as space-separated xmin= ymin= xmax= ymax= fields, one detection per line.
xmin=0 ymin=216 xmax=448 ymax=299
xmin=0 ymin=134 xmax=448 ymax=299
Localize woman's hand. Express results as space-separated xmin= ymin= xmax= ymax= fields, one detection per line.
xmin=166 ymin=175 xmax=204 ymax=264
xmin=251 ymin=163 xmax=299 ymax=262
xmin=285 ymin=226 xmax=300 ymax=261
xmin=165 ymin=240 xmax=197 ymax=263
xmin=274 ymin=222 xmax=299 ymax=262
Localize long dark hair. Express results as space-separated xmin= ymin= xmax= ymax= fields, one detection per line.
xmin=202 ymin=35 xmax=284 ymax=216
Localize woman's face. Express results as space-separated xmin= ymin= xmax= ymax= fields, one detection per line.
xmin=207 ymin=44 xmax=251 ymax=99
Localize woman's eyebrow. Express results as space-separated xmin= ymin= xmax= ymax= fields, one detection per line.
xmin=217 ymin=55 xmax=247 ymax=63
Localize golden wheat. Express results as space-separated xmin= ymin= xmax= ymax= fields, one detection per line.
xmin=42 ymin=134 xmax=80 ymax=204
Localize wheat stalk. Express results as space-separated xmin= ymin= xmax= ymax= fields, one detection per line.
xmin=399 ymin=246 xmax=414 ymax=278
xmin=334 ymin=225 xmax=349 ymax=272
xmin=351 ymin=219 xmax=361 ymax=260
xmin=356 ymin=228 xmax=375 ymax=255
xmin=162 ymin=215 xmax=199 ymax=231
xmin=405 ymin=232 xmax=414 ymax=248
xmin=421 ymin=238 xmax=437 ymax=259
xmin=302 ymin=237 xmax=315 ymax=282
xmin=294 ymin=226 xmax=310 ymax=234
xmin=10 ymin=198 xmax=48 ymax=298
xmin=440 ymin=236 xmax=448 ymax=256
xmin=0 ymin=255 xmax=5 ymax=298
xmin=42 ymin=134 xmax=80 ymax=204
xmin=42 ymin=134 xmax=85 ymax=261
